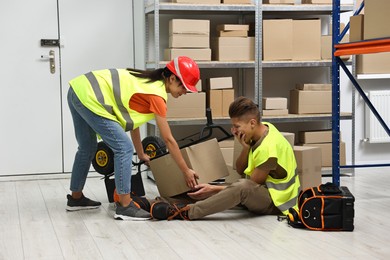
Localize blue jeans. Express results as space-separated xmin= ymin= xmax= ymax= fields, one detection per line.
xmin=67 ymin=87 xmax=134 ymax=195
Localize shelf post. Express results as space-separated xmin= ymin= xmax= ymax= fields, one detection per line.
xmin=332 ymin=0 xmax=341 ymax=186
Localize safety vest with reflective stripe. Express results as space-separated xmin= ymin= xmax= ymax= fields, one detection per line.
xmin=69 ymin=69 xmax=167 ymax=131
xmin=244 ymin=122 xmax=300 ymax=215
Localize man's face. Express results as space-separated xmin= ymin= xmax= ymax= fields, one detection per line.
xmin=230 ymin=117 xmax=253 ymax=144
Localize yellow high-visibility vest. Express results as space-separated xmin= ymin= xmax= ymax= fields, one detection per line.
xmin=69 ymin=69 xmax=167 ymax=131
xmin=244 ymin=122 xmax=301 ymax=215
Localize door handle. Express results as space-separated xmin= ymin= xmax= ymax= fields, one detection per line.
xmin=40 ymin=50 xmax=55 ymax=74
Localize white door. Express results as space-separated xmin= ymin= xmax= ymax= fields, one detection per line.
xmin=59 ymin=0 xmax=135 ymax=172
xmin=0 ymin=0 xmax=62 ymax=175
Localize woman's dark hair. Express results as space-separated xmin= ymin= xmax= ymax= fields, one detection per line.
xmin=228 ymin=96 xmax=260 ymax=122
xmin=126 ymin=67 xmax=173 ymax=83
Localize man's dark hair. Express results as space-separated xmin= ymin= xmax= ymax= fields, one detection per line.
xmin=228 ymin=96 xmax=260 ymax=122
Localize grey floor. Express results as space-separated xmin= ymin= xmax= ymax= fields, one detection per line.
xmin=1 ymin=167 xmax=389 ymax=260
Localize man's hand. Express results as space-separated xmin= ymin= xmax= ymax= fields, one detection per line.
xmin=187 ymin=183 xmax=222 ymax=200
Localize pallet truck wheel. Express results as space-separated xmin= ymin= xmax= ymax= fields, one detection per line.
xmin=141 ymin=136 xmax=166 ymax=159
xmin=92 ymin=141 xmax=114 ymax=175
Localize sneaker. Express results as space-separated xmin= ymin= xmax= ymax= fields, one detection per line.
xmin=131 ymin=194 xmax=151 ymax=212
xmin=114 ymin=201 xmax=151 ymax=221
xmin=66 ymin=194 xmax=101 ymax=211
xmin=150 ymin=202 xmax=190 ymax=220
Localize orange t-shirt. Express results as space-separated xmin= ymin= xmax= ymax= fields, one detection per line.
xmin=129 ymin=93 xmax=167 ymax=117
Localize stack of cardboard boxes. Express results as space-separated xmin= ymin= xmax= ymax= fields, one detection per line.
xmin=164 ymin=19 xmax=211 ymax=61
xmin=289 ymin=83 xmax=331 ymax=114
xmin=299 ymin=130 xmax=346 ymax=168
xmin=211 ymin=24 xmax=255 ymax=61
xmin=350 ymin=0 xmax=390 ymax=74
xmin=262 ymin=97 xmax=288 ymax=116
xmin=263 ymin=19 xmax=321 ymax=61
xmin=206 ymin=77 xmax=234 ymax=117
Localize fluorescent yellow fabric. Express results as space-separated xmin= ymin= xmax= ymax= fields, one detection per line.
xmin=244 ymin=122 xmax=300 ymax=215
xmin=69 ymin=69 xmax=167 ymax=131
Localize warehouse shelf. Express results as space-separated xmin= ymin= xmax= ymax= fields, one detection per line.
xmin=262 ymin=60 xmax=351 ymax=68
xmin=146 ymin=61 xmax=256 ymax=69
xmin=263 ymin=4 xmax=353 ymax=14
xmin=332 ymin=0 xmax=390 ymax=186
xmin=147 ymin=112 xmax=352 ymax=127
xmin=357 ymin=74 xmax=390 ymax=80
xmin=145 ymin=3 xmax=256 ymax=14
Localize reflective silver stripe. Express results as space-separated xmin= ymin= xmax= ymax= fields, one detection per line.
xmin=266 ymin=172 xmax=298 ymax=191
xmin=173 ymin=57 xmax=190 ymax=92
xmin=85 ymin=72 xmax=113 ymax=114
xmin=278 ymin=195 xmax=298 ymax=212
xmin=109 ymin=69 xmax=133 ymax=131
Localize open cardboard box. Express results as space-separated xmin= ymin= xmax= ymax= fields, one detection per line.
xmin=150 ymin=138 xmax=229 ymax=197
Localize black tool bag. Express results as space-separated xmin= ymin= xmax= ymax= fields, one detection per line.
xmin=288 ymin=183 xmax=355 ymax=231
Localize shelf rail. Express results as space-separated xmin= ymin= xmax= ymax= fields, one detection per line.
xmin=332 ymin=0 xmax=390 ymax=186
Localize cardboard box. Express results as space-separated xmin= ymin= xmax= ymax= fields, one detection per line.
xmin=207 ymin=90 xmax=223 ymax=117
xmin=169 ymin=34 xmax=209 ymax=48
xmin=303 ymin=142 xmax=346 ymax=167
xmin=262 ymin=109 xmax=289 ymax=116
xmin=296 ymin=83 xmax=331 ymax=91
xmin=218 ymin=30 xmax=248 ymax=37
xmin=218 ymin=139 xmax=234 ymax=165
xmin=216 ymin=24 xmax=249 ymax=32
xmin=212 ymin=37 xmax=255 ymax=61
xmin=321 ymin=35 xmax=332 ymax=60
xmin=263 ymin=0 xmax=294 ymax=3
xmin=356 ymin=53 xmax=390 ymax=74
xmin=169 ymin=19 xmax=210 ymax=35
xmin=281 ymin=132 xmax=295 ymax=147
xmin=262 ymin=97 xmax=287 ymax=110
xmin=293 ymin=19 xmax=321 ymax=61
xmin=173 ymin=0 xmax=220 ymax=3
xmin=166 ymin=92 xmax=206 ymax=118
xmin=293 ymin=146 xmax=322 ymax=190
xmin=302 ymin=0 xmax=331 ymax=4
xmin=224 ymin=164 xmax=244 ymax=184
xmin=321 ymin=34 xmax=350 ymax=60
xmin=195 ymin=79 xmax=202 ymax=92
xmin=222 ymin=0 xmax=252 ymax=3
xmin=150 ymin=139 xmax=229 ymax=197
xmin=208 ymin=77 xmax=233 ymax=90
xmin=364 ymin=0 xmax=390 ymax=40
xmin=350 ymin=14 xmax=364 ymax=42
xmin=289 ymin=89 xmax=331 ymax=114
xmin=164 ymin=48 xmax=211 ymax=61
xmin=222 ymin=89 xmax=234 ymax=117
xmin=263 ymin=19 xmax=293 ymax=61
xmin=299 ymin=130 xmax=332 ymax=144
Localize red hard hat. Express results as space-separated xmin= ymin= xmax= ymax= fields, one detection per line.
xmin=166 ymin=56 xmax=200 ymax=93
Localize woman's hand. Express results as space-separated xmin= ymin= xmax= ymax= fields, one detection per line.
xmin=138 ymin=153 xmax=150 ymax=167
xmin=184 ymin=169 xmax=199 ymax=189
xmin=187 ymin=183 xmax=220 ymax=200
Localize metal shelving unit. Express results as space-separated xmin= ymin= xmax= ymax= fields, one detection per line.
xmin=144 ymin=1 xmax=259 ymax=102
xmin=144 ymin=1 xmax=354 ymax=129
xmin=332 ymin=0 xmax=390 ymax=186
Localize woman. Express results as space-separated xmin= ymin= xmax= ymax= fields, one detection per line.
xmin=66 ymin=56 xmax=200 ymax=220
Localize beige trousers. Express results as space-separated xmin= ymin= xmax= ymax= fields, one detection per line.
xmin=160 ymin=179 xmax=281 ymax=220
